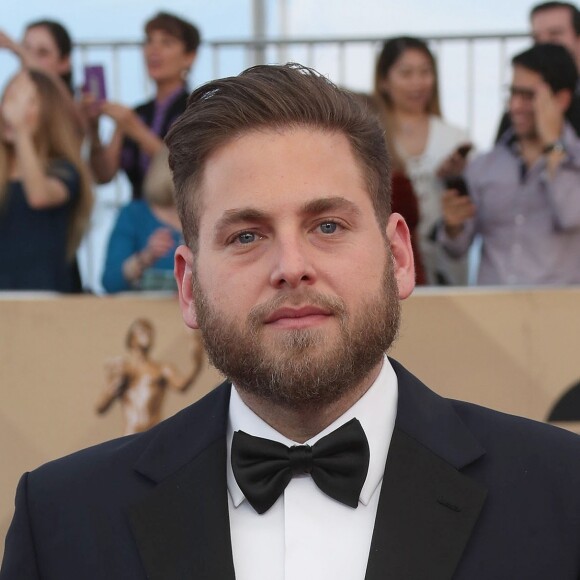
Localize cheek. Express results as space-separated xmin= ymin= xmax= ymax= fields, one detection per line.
xmin=422 ymin=74 xmax=434 ymax=91
xmin=28 ymin=107 xmax=41 ymax=132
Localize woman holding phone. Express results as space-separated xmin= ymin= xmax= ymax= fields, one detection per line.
xmin=0 ymin=70 xmax=93 ymax=291
xmin=374 ymin=36 xmax=471 ymax=285
xmin=87 ymin=12 xmax=200 ymax=199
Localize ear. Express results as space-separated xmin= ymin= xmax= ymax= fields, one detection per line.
xmin=174 ymin=244 xmax=199 ymax=329
xmin=379 ymin=76 xmax=390 ymax=96
xmin=56 ymin=55 xmax=71 ymax=76
xmin=183 ymin=50 xmax=197 ymax=72
xmin=555 ymin=88 xmax=572 ymax=114
xmin=385 ymin=212 xmax=415 ymax=300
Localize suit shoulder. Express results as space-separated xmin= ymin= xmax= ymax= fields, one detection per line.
xmin=28 ymin=381 xmax=231 ymax=492
xmin=452 ymin=399 xmax=580 ymax=458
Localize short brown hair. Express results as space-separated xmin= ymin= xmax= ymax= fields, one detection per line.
xmin=145 ymin=12 xmax=201 ymax=54
xmin=166 ymin=63 xmax=391 ymax=251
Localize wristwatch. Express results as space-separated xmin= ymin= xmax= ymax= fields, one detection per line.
xmin=543 ymin=140 xmax=566 ymax=154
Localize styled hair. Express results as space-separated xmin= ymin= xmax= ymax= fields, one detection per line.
xmin=0 ymin=70 xmax=93 ymax=259
xmin=374 ymin=36 xmax=441 ymax=116
xmin=531 ymin=2 xmax=580 ymax=36
xmin=512 ymin=43 xmax=578 ymax=95
xmin=26 ymin=19 xmax=73 ymax=91
xmin=166 ymin=63 xmax=392 ymax=251
xmin=145 ymin=11 xmax=201 ymax=54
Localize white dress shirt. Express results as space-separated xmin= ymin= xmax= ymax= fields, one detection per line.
xmin=226 ymin=355 xmax=398 ymax=580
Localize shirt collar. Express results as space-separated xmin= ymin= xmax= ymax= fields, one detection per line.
xmin=226 ymin=355 xmax=398 ymax=509
xmin=499 ymin=122 xmax=577 ymax=156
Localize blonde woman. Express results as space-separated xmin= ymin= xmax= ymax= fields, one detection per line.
xmin=101 ymin=146 xmax=183 ymax=293
xmin=0 ymin=70 xmax=93 ymax=292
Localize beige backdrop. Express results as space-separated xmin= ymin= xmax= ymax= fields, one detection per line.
xmin=2 ymin=288 xmax=580 ymax=558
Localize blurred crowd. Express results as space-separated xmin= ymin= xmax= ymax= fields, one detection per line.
xmin=0 ymin=2 xmax=579 ymax=294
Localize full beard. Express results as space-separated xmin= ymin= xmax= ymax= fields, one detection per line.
xmin=193 ymin=259 xmax=400 ymax=411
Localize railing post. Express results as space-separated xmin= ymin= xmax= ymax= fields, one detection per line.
xmin=253 ymin=0 xmax=267 ymax=65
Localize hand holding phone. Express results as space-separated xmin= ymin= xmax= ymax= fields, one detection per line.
xmin=455 ymin=143 xmax=473 ymax=158
xmin=443 ymin=175 xmax=470 ymax=197
xmin=83 ymin=65 xmax=107 ymax=102
xmin=437 ymin=142 xmax=473 ymax=179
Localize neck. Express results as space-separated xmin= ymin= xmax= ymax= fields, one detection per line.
xmin=518 ymin=135 xmax=543 ymax=166
xmin=155 ymin=79 xmax=183 ymax=102
xmin=236 ymin=360 xmax=383 ymax=443
xmin=393 ymin=109 xmax=428 ymax=125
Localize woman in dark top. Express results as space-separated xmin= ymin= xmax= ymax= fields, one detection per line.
xmin=87 ymin=12 xmax=200 ymax=199
xmin=0 ymin=70 xmax=93 ymax=292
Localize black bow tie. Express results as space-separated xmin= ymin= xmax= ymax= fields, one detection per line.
xmin=231 ymin=418 xmax=370 ymax=514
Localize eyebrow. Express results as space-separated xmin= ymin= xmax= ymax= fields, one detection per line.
xmin=213 ymin=196 xmax=362 ymax=239
xmin=300 ymin=196 xmax=362 ymax=218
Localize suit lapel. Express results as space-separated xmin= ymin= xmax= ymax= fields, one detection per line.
xmin=125 ymin=361 xmax=489 ymax=579
xmin=365 ymin=360 xmax=488 ymax=580
xmin=128 ymin=382 xmax=236 ymax=580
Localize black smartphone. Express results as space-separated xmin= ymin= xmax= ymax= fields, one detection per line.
xmin=444 ymin=175 xmax=470 ymax=197
xmin=456 ymin=143 xmax=473 ymax=158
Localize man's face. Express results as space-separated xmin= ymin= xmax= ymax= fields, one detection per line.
xmin=532 ymin=7 xmax=580 ymax=66
xmin=508 ymin=65 xmax=545 ymax=139
xmin=175 ymin=127 xmax=414 ymax=409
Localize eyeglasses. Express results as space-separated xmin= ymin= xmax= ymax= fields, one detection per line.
xmin=506 ymin=85 xmax=536 ymax=101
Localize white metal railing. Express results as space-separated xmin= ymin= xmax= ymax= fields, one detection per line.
xmin=75 ymin=31 xmax=530 ymax=145
xmin=72 ymin=31 xmax=531 ymax=292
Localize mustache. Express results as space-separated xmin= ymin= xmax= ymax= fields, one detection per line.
xmin=248 ymin=290 xmax=347 ymax=326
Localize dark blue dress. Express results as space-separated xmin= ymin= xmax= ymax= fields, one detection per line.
xmin=0 ymin=160 xmax=80 ymax=292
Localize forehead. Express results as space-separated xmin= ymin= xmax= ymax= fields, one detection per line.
xmin=196 ymin=128 xmax=372 ymax=227
xmin=393 ymin=48 xmax=432 ymax=69
xmin=146 ymin=27 xmax=183 ymax=44
xmin=512 ymin=65 xmax=543 ymax=86
xmin=24 ymin=26 xmax=58 ymax=49
xmin=532 ymin=7 xmax=574 ymax=31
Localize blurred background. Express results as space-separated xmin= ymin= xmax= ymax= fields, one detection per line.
xmin=0 ymin=0 xmax=538 ymax=291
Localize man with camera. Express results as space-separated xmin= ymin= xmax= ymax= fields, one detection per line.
xmin=441 ymin=43 xmax=580 ymax=285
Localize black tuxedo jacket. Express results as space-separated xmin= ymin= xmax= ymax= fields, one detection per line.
xmin=3 ymin=359 xmax=580 ymax=579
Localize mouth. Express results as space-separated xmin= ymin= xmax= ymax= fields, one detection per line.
xmin=264 ymin=305 xmax=333 ymax=329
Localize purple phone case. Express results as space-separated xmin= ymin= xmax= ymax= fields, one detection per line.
xmin=84 ymin=65 xmax=106 ymax=101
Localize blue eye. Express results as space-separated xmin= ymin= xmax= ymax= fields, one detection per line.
xmin=319 ymin=222 xmax=337 ymax=234
xmin=237 ymin=232 xmax=256 ymax=244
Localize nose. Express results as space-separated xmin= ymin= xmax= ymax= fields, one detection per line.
xmin=269 ymin=236 xmax=317 ymax=290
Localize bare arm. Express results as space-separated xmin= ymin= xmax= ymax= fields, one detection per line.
xmin=15 ymin=133 xmax=70 ymax=208
xmin=88 ymin=122 xmax=123 ymax=185
xmin=3 ymin=72 xmax=69 ymax=209
xmin=103 ymin=103 xmax=164 ymax=158
xmin=87 ymin=100 xmax=164 ymax=184
xmin=121 ymin=228 xmax=176 ymax=285
xmin=0 ymin=29 xmax=26 ymax=63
